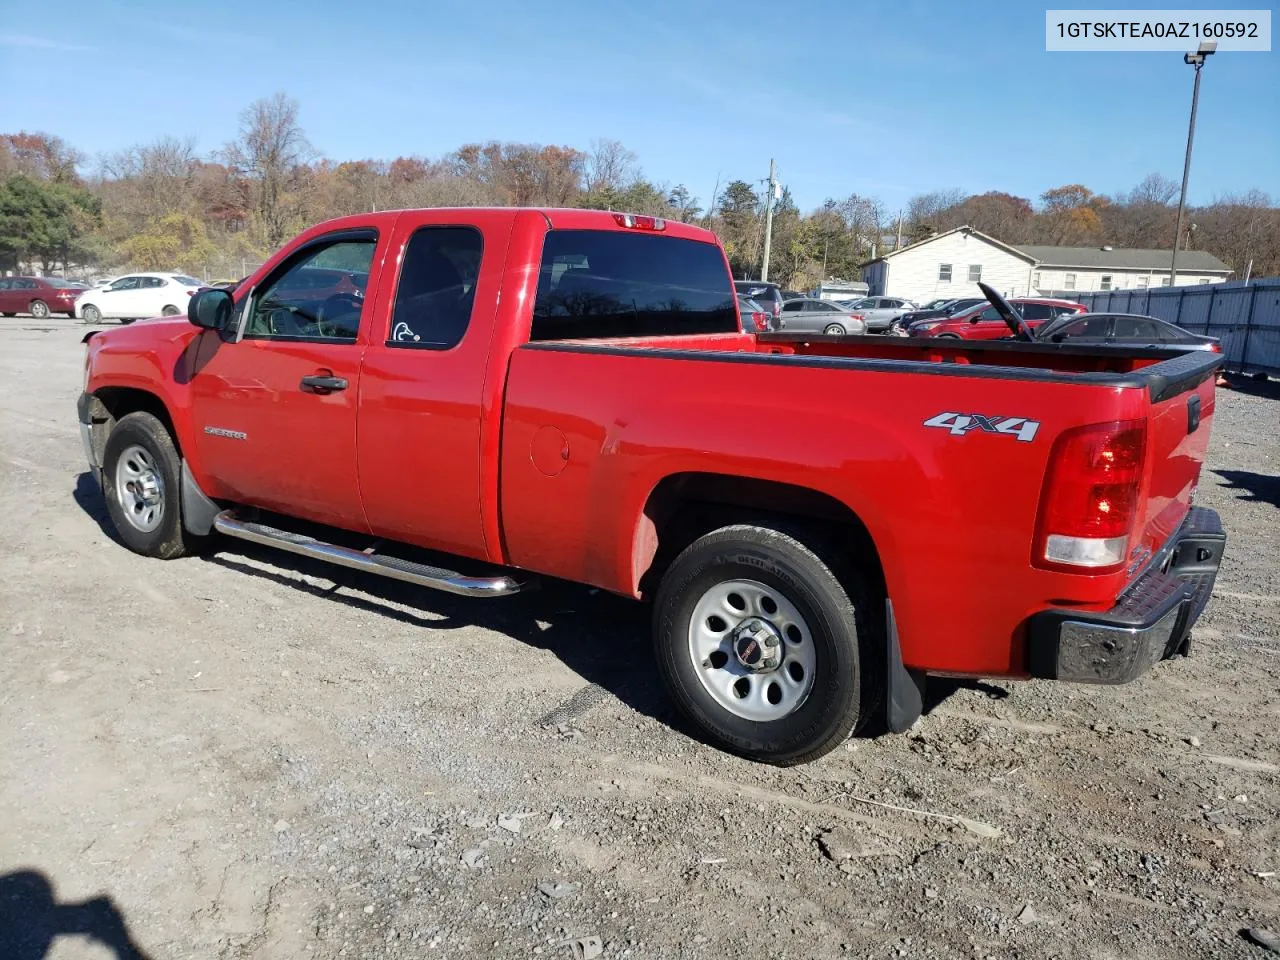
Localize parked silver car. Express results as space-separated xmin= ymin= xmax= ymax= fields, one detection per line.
xmin=776 ymin=298 xmax=867 ymax=335
xmin=835 ymin=296 xmax=918 ymax=333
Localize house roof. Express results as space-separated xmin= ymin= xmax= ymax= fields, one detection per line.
xmin=860 ymin=226 xmax=1037 ymax=267
xmin=1018 ymin=245 xmax=1231 ymax=273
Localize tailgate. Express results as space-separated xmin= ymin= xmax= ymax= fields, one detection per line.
xmin=1131 ymin=351 xmax=1222 ymax=574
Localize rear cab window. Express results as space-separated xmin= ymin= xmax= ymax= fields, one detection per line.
xmin=532 ymin=230 xmax=736 ymax=341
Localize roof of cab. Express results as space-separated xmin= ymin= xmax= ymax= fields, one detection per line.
xmin=304 ymin=207 xmax=719 ymax=244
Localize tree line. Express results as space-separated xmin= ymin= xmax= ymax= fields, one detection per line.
xmin=2 ymin=92 xmax=1276 ymax=287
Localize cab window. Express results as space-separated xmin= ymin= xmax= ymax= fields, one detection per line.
xmin=387 ymin=226 xmax=483 ymax=349
xmin=245 ymin=236 xmax=376 ymax=341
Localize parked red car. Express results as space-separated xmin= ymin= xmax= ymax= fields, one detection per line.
xmin=0 ymin=275 xmax=88 ymax=318
xmin=910 ymin=298 xmax=1085 ymax=340
xmin=77 ymin=209 xmax=1226 ymax=765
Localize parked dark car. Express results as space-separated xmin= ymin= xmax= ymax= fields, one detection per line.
xmin=1035 ymin=312 xmax=1221 ymax=352
xmin=0 ymin=275 xmax=88 ymax=318
xmin=894 ymin=297 xmax=987 ymax=334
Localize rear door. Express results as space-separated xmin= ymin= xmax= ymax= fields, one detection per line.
xmin=188 ymin=228 xmax=383 ymax=530
xmin=356 ymin=210 xmax=512 ymax=559
xmin=0 ymin=279 xmax=15 ymax=313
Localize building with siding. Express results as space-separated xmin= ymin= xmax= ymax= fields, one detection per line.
xmin=860 ymin=227 xmax=1036 ymax=300
xmin=860 ymin=227 xmax=1232 ymax=302
xmin=1020 ymin=245 xmax=1232 ymax=296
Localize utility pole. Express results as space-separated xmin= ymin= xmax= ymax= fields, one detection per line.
xmin=896 ymin=211 xmax=903 ymax=250
xmin=761 ymin=158 xmax=777 ymax=282
xmin=1171 ymin=42 xmax=1215 ymax=286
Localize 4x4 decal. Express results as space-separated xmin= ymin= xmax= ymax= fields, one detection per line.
xmin=923 ymin=412 xmax=1040 ymax=442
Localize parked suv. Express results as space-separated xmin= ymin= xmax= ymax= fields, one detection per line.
xmin=733 ymin=280 xmax=783 ymax=327
xmin=838 ymin=296 xmax=917 ymax=333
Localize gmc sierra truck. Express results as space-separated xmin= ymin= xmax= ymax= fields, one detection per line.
xmin=78 ymin=207 xmax=1227 ymax=765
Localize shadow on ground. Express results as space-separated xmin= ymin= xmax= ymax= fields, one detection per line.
xmin=71 ymin=473 xmax=977 ymax=753
xmin=1214 ymin=469 xmax=1280 ymax=509
xmin=0 ymin=869 xmax=151 ymax=960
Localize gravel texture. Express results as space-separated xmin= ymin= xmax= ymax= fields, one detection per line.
xmin=1 ymin=318 xmax=1277 ymax=959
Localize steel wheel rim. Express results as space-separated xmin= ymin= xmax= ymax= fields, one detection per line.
xmin=687 ymin=579 xmax=817 ymax=721
xmin=824 ymin=323 xmax=843 ymax=335
xmin=114 ymin=444 xmax=165 ymax=533
xmin=84 ymin=306 xmax=100 ymax=322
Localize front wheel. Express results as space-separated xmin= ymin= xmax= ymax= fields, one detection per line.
xmin=823 ymin=323 xmax=845 ymax=336
xmin=81 ymin=304 xmax=102 ymax=323
xmin=161 ymin=304 xmax=180 ymax=316
xmin=101 ymin=411 xmax=193 ymax=559
xmin=653 ymin=524 xmax=882 ymax=765
xmin=29 ymin=300 xmax=50 ymax=319
xmin=935 ymin=333 xmax=961 ymax=340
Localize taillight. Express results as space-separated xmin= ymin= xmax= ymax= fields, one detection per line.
xmin=1033 ymin=419 xmax=1147 ymax=571
xmin=751 ymin=310 xmax=768 ymax=332
xmin=185 ymin=288 xmax=198 ymax=296
xmin=612 ymin=213 xmax=666 ymax=231
xmin=1210 ymin=341 xmax=1222 ymax=353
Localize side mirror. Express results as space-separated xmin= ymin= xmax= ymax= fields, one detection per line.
xmin=188 ymin=288 xmax=233 ymax=331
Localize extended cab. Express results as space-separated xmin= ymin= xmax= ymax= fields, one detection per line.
xmin=78 ymin=208 xmax=1227 ymax=765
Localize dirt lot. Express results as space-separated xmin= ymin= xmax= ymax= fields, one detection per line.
xmin=1 ymin=317 xmax=1277 ymax=960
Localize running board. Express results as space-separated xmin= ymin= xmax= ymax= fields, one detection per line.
xmin=212 ymin=510 xmax=524 ymax=598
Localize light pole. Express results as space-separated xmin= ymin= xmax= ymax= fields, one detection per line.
xmin=761 ymin=159 xmax=778 ymax=282
xmin=1170 ymin=41 xmax=1215 ymax=286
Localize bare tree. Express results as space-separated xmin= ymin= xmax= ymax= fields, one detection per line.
xmin=1128 ymin=173 xmax=1179 ymax=206
xmin=584 ymin=138 xmax=639 ymax=194
xmin=222 ymin=93 xmax=313 ymax=248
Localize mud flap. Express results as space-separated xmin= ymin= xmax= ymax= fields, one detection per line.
xmin=885 ymin=599 xmax=925 ymax=733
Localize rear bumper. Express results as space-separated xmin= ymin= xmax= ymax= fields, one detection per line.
xmin=1026 ymin=507 xmax=1226 ymax=684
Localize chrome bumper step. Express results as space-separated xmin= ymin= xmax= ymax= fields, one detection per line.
xmin=212 ymin=510 xmax=524 ymax=598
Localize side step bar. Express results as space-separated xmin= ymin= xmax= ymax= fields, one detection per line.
xmin=212 ymin=510 xmax=524 ymax=598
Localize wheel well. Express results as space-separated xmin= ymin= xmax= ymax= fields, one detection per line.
xmin=635 ymin=473 xmax=885 ymax=599
xmin=92 ymin=387 xmax=181 ymax=455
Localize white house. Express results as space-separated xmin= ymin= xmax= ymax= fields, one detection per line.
xmin=861 ymin=227 xmax=1233 ymax=302
xmin=1020 ymin=245 xmax=1232 ymax=295
xmin=860 ymin=227 xmax=1037 ymax=301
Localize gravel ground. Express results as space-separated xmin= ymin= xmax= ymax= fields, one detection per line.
xmin=1 ymin=317 xmax=1277 ymax=960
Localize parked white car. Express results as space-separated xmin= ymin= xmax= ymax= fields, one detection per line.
xmin=76 ymin=272 xmax=205 ymax=323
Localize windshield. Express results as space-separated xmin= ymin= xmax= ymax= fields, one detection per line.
xmin=173 ymin=275 xmax=203 ymax=286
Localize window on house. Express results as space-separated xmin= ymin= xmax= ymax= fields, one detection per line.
xmin=938 ymin=263 xmax=952 ymax=282
xmin=1100 ymin=275 xmax=1113 ymax=291
xmin=1161 ymin=277 xmax=1172 ymax=286
xmin=1198 ymin=278 xmax=1210 ymax=284
xmin=968 ymin=265 xmax=982 ymax=282
xmin=1064 ymin=273 xmax=1076 ymax=290
xmin=1137 ymin=275 xmax=1149 ymax=287
xmin=1033 ymin=272 xmax=1043 ymax=288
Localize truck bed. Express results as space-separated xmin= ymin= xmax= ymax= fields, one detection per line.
xmin=499 ymin=330 xmax=1221 ymax=677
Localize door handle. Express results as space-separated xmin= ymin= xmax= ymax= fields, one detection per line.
xmin=300 ymin=375 xmax=348 ymax=393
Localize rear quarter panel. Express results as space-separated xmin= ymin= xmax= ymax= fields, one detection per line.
xmin=499 ymin=345 xmax=1152 ymax=676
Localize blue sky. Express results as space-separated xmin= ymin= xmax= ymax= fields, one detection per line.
xmin=1 ymin=0 xmax=1276 ymax=213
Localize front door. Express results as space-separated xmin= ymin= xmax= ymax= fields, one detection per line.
xmin=97 ymin=277 xmax=143 ymax=318
xmin=188 ymin=230 xmax=381 ymax=532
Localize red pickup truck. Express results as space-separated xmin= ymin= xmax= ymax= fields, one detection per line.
xmin=78 ymin=207 xmax=1227 ymax=765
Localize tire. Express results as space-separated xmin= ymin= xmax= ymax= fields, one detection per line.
xmin=161 ymin=304 xmax=180 ymax=316
xmin=29 ymin=299 xmax=50 ymax=319
xmin=1 ymin=312 xmax=14 ymax=318
xmin=81 ymin=304 xmax=102 ymax=324
xmin=120 ymin=318 xmax=135 ymax=325
xmin=653 ymin=524 xmax=883 ymax=766
xmin=101 ymin=411 xmax=191 ymax=559
xmin=935 ymin=333 xmax=961 ymax=340
xmin=823 ymin=323 xmax=845 ymax=336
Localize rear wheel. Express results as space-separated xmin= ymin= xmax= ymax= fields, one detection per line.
xmin=653 ymin=523 xmax=882 ymax=765
xmin=81 ymin=304 xmax=102 ymax=324
xmin=823 ymin=323 xmax=845 ymax=336
xmin=120 ymin=318 xmax=135 ymax=325
xmin=101 ymin=411 xmax=192 ymax=559
xmin=29 ymin=300 xmax=50 ymax=319
xmin=161 ymin=304 xmax=180 ymax=316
